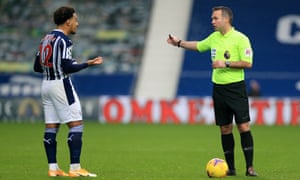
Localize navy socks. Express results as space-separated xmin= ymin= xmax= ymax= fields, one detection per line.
xmin=43 ymin=128 xmax=58 ymax=163
xmin=68 ymin=125 xmax=83 ymax=164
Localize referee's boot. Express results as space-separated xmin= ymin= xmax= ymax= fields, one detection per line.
xmin=227 ymin=169 xmax=236 ymax=176
xmin=246 ymin=166 xmax=258 ymax=176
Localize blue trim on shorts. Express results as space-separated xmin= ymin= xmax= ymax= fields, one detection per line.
xmin=63 ymin=77 xmax=75 ymax=105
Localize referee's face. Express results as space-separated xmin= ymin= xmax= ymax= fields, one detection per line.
xmin=211 ymin=10 xmax=227 ymax=32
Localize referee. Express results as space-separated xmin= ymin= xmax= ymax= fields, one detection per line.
xmin=34 ymin=6 xmax=102 ymax=177
xmin=167 ymin=6 xmax=257 ymax=176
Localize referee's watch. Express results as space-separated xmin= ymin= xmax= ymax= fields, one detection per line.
xmin=225 ymin=61 xmax=231 ymax=67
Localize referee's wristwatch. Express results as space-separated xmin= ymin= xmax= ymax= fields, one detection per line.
xmin=225 ymin=61 xmax=231 ymax=67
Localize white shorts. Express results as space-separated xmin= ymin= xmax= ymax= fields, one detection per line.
xmin=41 ymin=78 xmax=82 ymax=124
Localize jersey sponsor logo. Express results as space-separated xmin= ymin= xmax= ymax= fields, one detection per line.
xmin=276 ymin=15 xmax=300 ymax=44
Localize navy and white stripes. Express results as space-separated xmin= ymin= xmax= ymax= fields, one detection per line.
xmin=35 ymin=29 xmax=72 ymax=80
xmin=34 ymin=29 xmax=89 ymax=80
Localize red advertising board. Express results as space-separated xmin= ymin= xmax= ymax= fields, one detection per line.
xmin=99 ymin=96 xmax=300 ymax=125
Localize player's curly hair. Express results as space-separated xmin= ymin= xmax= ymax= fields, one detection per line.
xmin=212 ymin=6 xmax=233 ymax=25
xmin=53 ymin=6 xmax=75 ymax=25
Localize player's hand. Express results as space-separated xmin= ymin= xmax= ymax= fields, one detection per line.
xmin=212 ymin=60 xmax=226 ymax=68
xmin=87 ymin=56 xmax=103 ymax=66
xmin=167 ymin=34 xmax=180 ymax=46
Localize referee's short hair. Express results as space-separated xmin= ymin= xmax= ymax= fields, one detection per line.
xmin=212 ymin=6 xmax=233 ymax=25
xmin=53 ymin=6 xmax=75 ymax=26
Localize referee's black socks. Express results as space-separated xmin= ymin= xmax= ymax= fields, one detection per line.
xmin=240 ymin=131 xmax=254 ymax=169
xmin=221 ymin=133 xmax=235 ymax=171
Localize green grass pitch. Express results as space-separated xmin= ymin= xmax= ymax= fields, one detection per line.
xmin=0 ymin=122 xmax=299 ymax=180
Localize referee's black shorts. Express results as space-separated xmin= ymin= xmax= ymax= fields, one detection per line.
xmin=212 ymin=80 xmax=250 ymax=126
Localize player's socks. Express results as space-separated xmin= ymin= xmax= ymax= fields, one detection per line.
xmin=68 ymin=125 xmax=83 ymax=164
xmin=70 ymin=163 xmax=81 ymax=171
xmin=49 ymin=163 xmax=59 ymax=170
xmin=240 ymin=131 xmax=254 ymax=169
xmin=221 ymin=133 xmax=235 ymax=172
xmin=43 ymin=128 xmax=58 ymax=164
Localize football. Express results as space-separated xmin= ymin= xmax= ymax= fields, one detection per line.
xmin=206 ymin=158 xmax=229 ymax=178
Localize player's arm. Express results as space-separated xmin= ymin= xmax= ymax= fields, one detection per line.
xmin=87 ymin=57 xmax=103 ymax=66
xmin=33 ymin=53 xmax=43 ymax=73
xmin=62 ymin=57 xmax=103 ymax=74
xmin=61 ymin=59 xmax=88 ymax=74
xmin=167 ymin=34 xmax=198 ymax=51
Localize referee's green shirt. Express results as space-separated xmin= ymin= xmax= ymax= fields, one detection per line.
xmin=196 ymin=28 xmax=253 ymax=85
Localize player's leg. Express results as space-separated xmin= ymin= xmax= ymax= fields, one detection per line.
xmin=67 ymin=120 xmax=83 ymax=171
xmin=213 ymin=84 xmax=236 ymax=176
xmin=44 ymin=123 xmax=68 ymax=176
xmin=57 ymin=84 xmax=97 ymax=177
xmin=44 ymin=123 xmax=59 ymax=169
xmin=42 ymin=81 xmax=68 ymax=177
xmin=66 ymin=120 xmax=97 ymax=177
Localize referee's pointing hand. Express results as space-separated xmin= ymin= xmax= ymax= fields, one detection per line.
xmin=167 ymin=34 xmax=180 ymax=47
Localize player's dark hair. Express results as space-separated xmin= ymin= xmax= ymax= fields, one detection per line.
xmin=53 ymin=6 xmax=75 ymax=25
xmin=212 ymin=6 xmax=233 ymax=25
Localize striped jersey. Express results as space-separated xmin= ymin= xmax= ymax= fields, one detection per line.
xmin=34 ymin=29 xmax=88 ymax=80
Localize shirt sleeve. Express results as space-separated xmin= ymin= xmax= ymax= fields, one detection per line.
xmin=196 ymin=36 xmax=211 ymax=52
xmin=33 ymin=52 xmax=43 ymax=73
xmin=59 ymin=37 xmax=89 ymax=74
xmin=61 ymin=59 xmax=89 ymax=74
xmin=238 ymin=35 xmax=253 ymax=63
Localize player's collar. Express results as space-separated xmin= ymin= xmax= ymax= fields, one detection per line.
xmin=53 ymin=29 xmax=64 ymax=33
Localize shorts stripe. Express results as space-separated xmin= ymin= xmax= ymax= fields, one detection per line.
xmin=63 ymin=77 xmax=75 ymax=105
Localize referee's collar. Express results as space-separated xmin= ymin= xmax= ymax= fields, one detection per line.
xmin=223 ymin=27 xmax=235 ymax=37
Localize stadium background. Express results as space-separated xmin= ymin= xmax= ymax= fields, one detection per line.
xmin=0 ymin=0 xmax=299 ymax=124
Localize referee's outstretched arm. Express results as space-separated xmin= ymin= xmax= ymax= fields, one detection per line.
xmin=167 ymin=34 xmax=198 ymax=51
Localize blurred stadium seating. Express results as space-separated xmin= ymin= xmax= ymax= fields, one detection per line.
xmin=0 ymin=0 xmax=299 ymax=97
xmin=0 ymin=0 xmax=152 ymax=74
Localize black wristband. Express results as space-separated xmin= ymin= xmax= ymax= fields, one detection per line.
xmin=225 ymin=61 xmax=230 ymax=67
xmin=177 ymin=40 xmax=182 ymax=47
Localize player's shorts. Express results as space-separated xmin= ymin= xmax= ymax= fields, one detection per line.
xmin=212 ymin=80 xmax=250 ymax=126
xmin=41 ymin=77 xmax=82 ymax=124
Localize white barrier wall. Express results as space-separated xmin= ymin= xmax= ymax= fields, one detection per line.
xmin=134 ymin=0 xmax=193 ymax=99
xmin=99 ymin=96 xmax=300 ymax=125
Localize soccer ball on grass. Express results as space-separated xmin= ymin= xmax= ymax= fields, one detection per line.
xmin=206 ymin=158 xmax=228 ymax=178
